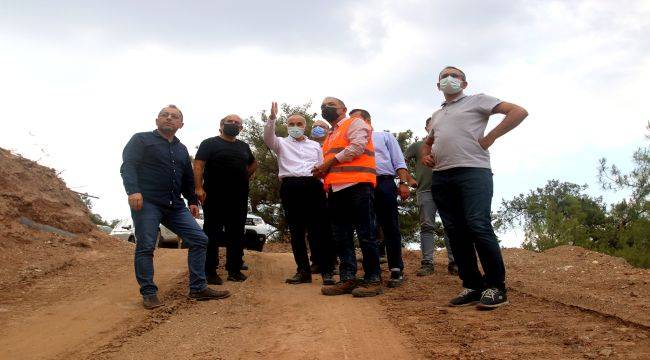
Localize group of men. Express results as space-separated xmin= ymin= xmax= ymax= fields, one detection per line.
xmin=120 ymin=65 xmax=528 ymax=310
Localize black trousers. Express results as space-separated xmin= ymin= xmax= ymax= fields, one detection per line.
xmin=280 ymin=177 xmax=333 ymax=274
xmin=374 ymin=175 xmax=404 ymax=271
xmin=202 ymin=191 xmax=247 ymax=274
xmin=431 ymin=167 xmax=506 ymax=291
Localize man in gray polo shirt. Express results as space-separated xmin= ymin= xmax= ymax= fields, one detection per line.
xmin=421 ymin=66 xmax=528 ymax=309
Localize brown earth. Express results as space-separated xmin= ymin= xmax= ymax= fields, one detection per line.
xmin=1 ymin=148 xmax=649 ymax=359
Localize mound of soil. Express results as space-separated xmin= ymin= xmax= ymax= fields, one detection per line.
xmin=0 ymin=148 xmax=94 ymax=234
xmin=0 ymin=148 xmax=126 ymax=295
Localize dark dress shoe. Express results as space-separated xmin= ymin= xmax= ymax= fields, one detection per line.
xmin=286 ymin=272 xmax=312 ymax=284
xmin=206 ymin=272 xmax=223 ymax=285
xmin=142 ymin=294 xmax=163 ymax=309
xmin=188 ymin=287 xmax=231 ymax=301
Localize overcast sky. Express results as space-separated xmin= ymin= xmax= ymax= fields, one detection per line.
xmin=2 ymin=0 xmax=648 ymax=247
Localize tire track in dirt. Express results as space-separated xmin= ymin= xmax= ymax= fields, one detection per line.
xmin=0 ymin=249 xmax=188 ymax=360
xmin=381 ymin=251 xmax=650 ymax=359
xmin=94 ymin=251 xmax=420 ymax=360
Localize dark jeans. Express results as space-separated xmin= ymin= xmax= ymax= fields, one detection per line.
xmin=202 ymin=192 xmax=247 ymax=274
xmin=374 ymin=176 xmax=404 ymax=271
xmin=328 ymin=183 xmax=381 ymax=282
xmin=280 ymin=177 xmax=334 ymax=274
xmin=131 ymin=201 xmax=208 ymax=296
xmin=431 ymin=167 xmax=506 ymax=291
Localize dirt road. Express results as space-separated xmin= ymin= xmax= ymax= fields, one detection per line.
xmin=1 ymin=245 xmax=649 ymax=359
xmin=0 ymin=249 xmax=418 ymax=360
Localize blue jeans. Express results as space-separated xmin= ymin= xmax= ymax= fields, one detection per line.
xmin=131 ymin=201 xmax=208 ymax=296
xmin=374 ymin=176 xmax=404 ymax=271
xmin=328 ymin=183 xmax=381 ymax=282
xmin=431 ymin=167 xmax=506 ymax=291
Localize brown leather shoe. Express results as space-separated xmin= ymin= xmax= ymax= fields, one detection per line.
xmin=142 ymin=294 xmax=163 ymax=309
xmin=351 ymin=280 xmax=384 ymax=297
xmin=321 ymin=279 xmax=358 ymax=296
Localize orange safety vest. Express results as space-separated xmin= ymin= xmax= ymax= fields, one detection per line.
xmin=322 ymin=117 xmax=377 ymax=189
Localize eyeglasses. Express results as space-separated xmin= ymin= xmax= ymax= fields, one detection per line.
xmin=159 ymin=112 xmax=181 ymax=120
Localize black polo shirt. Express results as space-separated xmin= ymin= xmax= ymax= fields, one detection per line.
xmin=195 ymin=136 xmax=255 ymax=197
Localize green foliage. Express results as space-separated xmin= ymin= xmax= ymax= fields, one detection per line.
xmin=496 ymin=123 xmax=650 ymax=267
xmin=393 ymin=129 xmax=419 ymax=242
xmin=79 ymin=193 xmax=110 ymax=226
xmin=494 ymin=180 xmax=609 ymax=251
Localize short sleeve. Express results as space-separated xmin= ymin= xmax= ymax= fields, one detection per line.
xmin=195 ymin=139 xmax=212 ymax=161
xmin=474 ymin=94 xmax=502 ymax=115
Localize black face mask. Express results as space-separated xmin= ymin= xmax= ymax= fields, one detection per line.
xmin=223 ymin=123 xmax=241 ymax=137
xmin=321 ymin=106 xmax=339 ymax=122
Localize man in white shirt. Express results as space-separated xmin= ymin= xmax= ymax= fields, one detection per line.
xmin=264 ymin=102 xmax=335 ymax=285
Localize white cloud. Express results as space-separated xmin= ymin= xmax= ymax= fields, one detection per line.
xmin=1 ymin=1 xmax=648 ymax=249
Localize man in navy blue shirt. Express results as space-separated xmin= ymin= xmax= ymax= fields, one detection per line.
xmin=120 ymin=104 xmax=231 ymax=309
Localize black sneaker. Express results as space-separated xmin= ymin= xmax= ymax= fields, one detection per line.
xmin=142 ymin=294 xmax=163 ymax=309
xmin=227 ymin=272 xmax=248 ymax=282
xmin=448 ymin=288 xmax=482 ymax=307
xmin=322 ymin=273 xmax=336 ymax=286
xmin=206 ymin=272 xmax=223 ymax=285
xmin=447 ymin=262 xmax=459 ymax=275
xmin=286 ymin=272 xmax=312 ymax=284
xmin=477 ymin=288 xmax=509 ymax=309
xmin=416 ymin=262 xmax=435 ymax=276
xmin=188 ymin=287 xmax=231 ymax=301
xmin=387 ymin=268 xmax=404 ymax=288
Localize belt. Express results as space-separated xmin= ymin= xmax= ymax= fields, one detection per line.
xmin=376 ymin=174 xmax=396 ymax=180
xmin=281 ymin=176 xmax=318 ymax=182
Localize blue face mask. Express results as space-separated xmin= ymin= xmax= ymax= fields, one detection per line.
xmin=311 ymin=126 xmax=326 ymax=138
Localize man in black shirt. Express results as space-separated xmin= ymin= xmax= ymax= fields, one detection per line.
xmin=195 ymin=114 xmax=257 ymax=283
xmin=120 ymin=104 xmax=230 ymax=309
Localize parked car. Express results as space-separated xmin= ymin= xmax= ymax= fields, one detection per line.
xmin=110 ymin=213 xmax=270 ymax=251
xmin=110 ymin=219 xmax=136 ymax=243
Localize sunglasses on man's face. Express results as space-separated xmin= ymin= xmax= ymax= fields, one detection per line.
xmin=158 ymin=112 xmax=181 ymax=120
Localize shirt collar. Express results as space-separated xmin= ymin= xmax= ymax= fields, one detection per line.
xmin=441 ymin=93 xmax=467 ymax=107
xmin=152 ymin=129 xmax=179 ymax=143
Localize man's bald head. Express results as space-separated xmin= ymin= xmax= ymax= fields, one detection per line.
xmin=323 ymin=97 xmax=346 ymax=108
xmin=313 ymin=119 xmax=330 ymax=129
xmin=220 ymin=114 xmax=243 ymax=126
xmin=287 ymin=114 xmax=306 ymax=128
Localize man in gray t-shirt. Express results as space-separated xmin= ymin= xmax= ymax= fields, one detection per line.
xmin=421 ymin=66 xmax=528 ymax=309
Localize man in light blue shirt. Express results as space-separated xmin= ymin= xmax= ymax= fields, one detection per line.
xmin=349 ymin=109 xmax=416 ymax=288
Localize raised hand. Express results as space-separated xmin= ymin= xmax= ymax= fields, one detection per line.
xmin=270 ymin=101 xmax=278 ymax=120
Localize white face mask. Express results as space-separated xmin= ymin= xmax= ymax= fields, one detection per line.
xmin=287 ymin=126 xmax=305 ymax=139
xmin=439 ymin=76 xmax=463 ymax=95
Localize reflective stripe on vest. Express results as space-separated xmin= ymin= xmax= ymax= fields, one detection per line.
xmin=324 ymin=147 xmax=375 ymax=157
xmin=322 ymin=117 xmax=377 ymax=189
